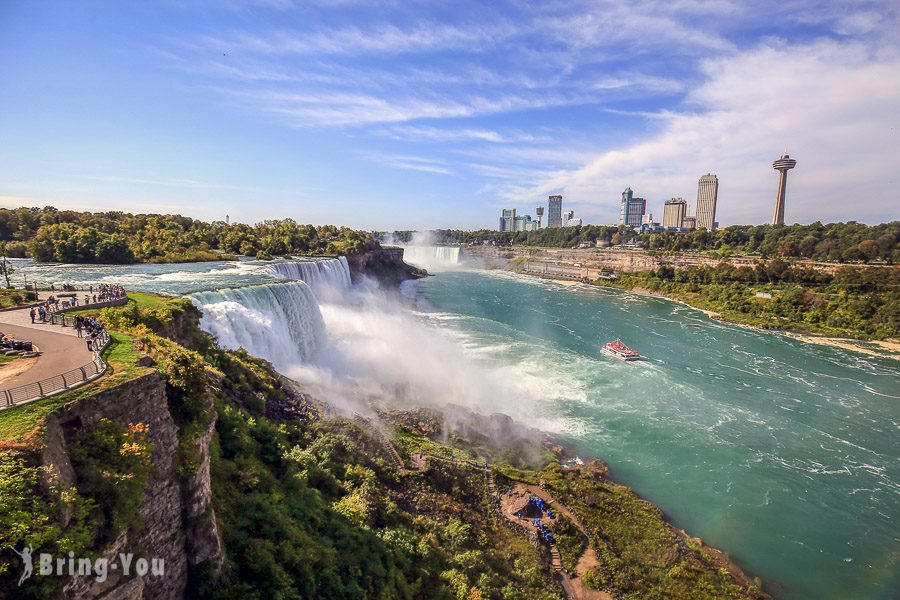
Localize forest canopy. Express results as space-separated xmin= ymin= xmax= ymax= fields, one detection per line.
xmin=0 ymin=207 xmax=380 ymax=264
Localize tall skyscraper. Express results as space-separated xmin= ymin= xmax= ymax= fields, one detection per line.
xmin=499 ymin=208 xmax=516 ymax=232
xmin=620 ymin=188 xmax=646 ymax=227
xmin=548 ymin=195 xmax=563 ymax=228
xmin=535 ymin=206 xmax=544 ymax=228
xmin=662 ymin=198 xmax=687 ymax=228
xmin=695 ymin=174 xmax=718 ymax=230
xmin=771 ymin=154 xmax=797 ymax=225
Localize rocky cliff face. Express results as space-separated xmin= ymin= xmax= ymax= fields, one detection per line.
xmin=462 ymin=245 xmax=851 ymax=277
xmin=346 ymin=246 xmax=425 ymax=285
xmin=40 ymin=372 xmax=221 ymax=600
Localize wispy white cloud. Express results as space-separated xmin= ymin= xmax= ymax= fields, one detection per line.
xmin=150 ymin=0 xmax=900 ymax=226
xmin=592 ymin=74 xmax=685 ymax=94
xmin=507 ymin=38 xmax=900 ymax=224
xmin=378 ymin=125 xmax=547 ymax=144
xmin=202 ymin=21 xmax=512 ymax=57
xmin=225 ymin=88 xmax=599 ymax=127
xmin=362 ymin=153 xmax=455 ymax=175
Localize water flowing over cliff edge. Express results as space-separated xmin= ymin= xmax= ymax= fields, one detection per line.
xmin=190 ymin=281 xmax=326 ymax=373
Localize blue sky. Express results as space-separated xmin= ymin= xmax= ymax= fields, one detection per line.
xmin=1 ymin=1 xmax=898 ymax=230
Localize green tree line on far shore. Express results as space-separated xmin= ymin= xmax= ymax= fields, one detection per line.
xmin=606 ymin=262 xmax=899 ymax=339
xmin=386 ymin=221 xmax=900 ymax=264
xmin=0 ymin=206 xmax=380 ymax=264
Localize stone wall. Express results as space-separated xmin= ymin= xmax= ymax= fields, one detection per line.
xmin=40 ymin=372 xmax=221 ymax=599
xmin=461 ymin=245 xmax=857 ymax=278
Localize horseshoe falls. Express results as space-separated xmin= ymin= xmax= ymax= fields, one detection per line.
xmin=399 ymin=245 xmax=460 ymax=271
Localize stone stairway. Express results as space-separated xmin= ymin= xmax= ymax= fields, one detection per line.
xmin=486 ymin=467 xmax=498 ymax=499
xmin=353 ymin=414 xmax=405 ymax=472
xmin=549 ymin=544 xmax=563 ymax=572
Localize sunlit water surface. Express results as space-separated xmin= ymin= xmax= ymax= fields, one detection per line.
xmin=411 ymin=270 xmax=899 ymax=600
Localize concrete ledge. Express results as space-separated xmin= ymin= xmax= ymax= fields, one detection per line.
xmin=57 ymin=297 xmax=128 ymax=314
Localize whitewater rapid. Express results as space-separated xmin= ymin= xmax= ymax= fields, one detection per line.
xmin=190 ymin=281 xmax=326 ymax=372
xmin=266 ymin=256 xmax=352 ymax=298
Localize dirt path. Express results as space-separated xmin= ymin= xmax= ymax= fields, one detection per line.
xmin=0 ymin=357 xmax=40 ymax=386
xmin=498 ymin=483 xmax=611 ymax=600
xmin=366 ymin=440 xmax=609 ymax=599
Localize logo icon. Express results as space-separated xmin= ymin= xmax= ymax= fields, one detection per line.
xmin=8 ymin=545 xmax=34 ymax=586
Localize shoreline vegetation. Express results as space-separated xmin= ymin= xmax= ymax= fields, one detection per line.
xmin=0 ymin=206 xmax=381 ymax=264
xmin=526 ymin=272 xmax=900 ymax=361
xmin=388 ymin=221 xmax=900 ymax=265
xmin=619 ymin=284 xmax=900 ymax=360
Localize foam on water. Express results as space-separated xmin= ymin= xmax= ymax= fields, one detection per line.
xmin=190 ymin=281 xmax=326 ymax=372
xmin=266 ymin=257 xmax=352 ymax=299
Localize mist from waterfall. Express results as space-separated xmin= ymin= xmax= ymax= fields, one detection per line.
xmin=190 ymin=281 xmax=326 ymax=373
xmin=189 ymin=251 xmax=555 ymax=423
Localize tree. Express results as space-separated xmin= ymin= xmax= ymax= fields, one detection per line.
xmin=0 ymin=256 xmax=13 ymax=288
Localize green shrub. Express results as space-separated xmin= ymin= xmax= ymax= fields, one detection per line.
xmin=68 ymin=419 xmax=154 ymax=545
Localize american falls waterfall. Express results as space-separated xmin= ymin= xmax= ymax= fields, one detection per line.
xmin=266 ymin=257 xmax=352 ymax=296
xmin=190 ymin=281 xmax=326 ymax=372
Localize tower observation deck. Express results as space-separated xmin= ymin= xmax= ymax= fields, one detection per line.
xmin=771 ymin=154 xmax=797 ymax=225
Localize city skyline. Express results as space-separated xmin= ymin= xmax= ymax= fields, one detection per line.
xmin=1 ymin=2 xmax=899 ymax=229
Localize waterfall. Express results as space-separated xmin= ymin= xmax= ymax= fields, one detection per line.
xmin=399 ymin=246 xmax=461 ymax=270
xmin=266 ymin=257 xmax=352 ymax=296
xmin=190 ymin=281 xmax=326 ymax=372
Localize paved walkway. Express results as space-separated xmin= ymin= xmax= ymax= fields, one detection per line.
xmin=0 ymin=308 xmax=82 ymax=337
xmin=0 ymin=314 xmax=93 ymax=390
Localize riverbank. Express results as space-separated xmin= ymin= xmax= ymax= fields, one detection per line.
xmin=611 ymin=283 xmax=899 ymax=361
xmin=592 ymin=280 xmax=900 ymax=361
xmin=511 ymin=271 xmax=900 ymax=362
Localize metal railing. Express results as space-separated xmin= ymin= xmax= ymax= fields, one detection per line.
xmin=1 ymin=331 xmax=111 ymax=409
xmin=45 ymin=297 xmax=128 ymax=326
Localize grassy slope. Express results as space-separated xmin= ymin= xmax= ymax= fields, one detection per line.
xmin=0 ymin=291 xmax=174 ymax=445
xmin=0 ymin=332 xmax=150 ymax=444
xmin=393 ymin=425 xmax=765 ymax=600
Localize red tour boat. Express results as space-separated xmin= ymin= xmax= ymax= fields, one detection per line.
xmin=601 ymin=339 xmax=641 ymax=361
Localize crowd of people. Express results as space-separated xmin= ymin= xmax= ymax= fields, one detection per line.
xmin=27 ymin=283 xmax=127 ymax=325
xmin=516 ymin=496 xmax=557 ymax=544
xmin=73 ymin=315 xmax=108 ymax=354
xmin=84 ymin=284 xmax=127 ymax=305
xmin=24 ymin=283 xmax=119 ymax=357
xmin=29 ymin=296 xmax=74 ymax=323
